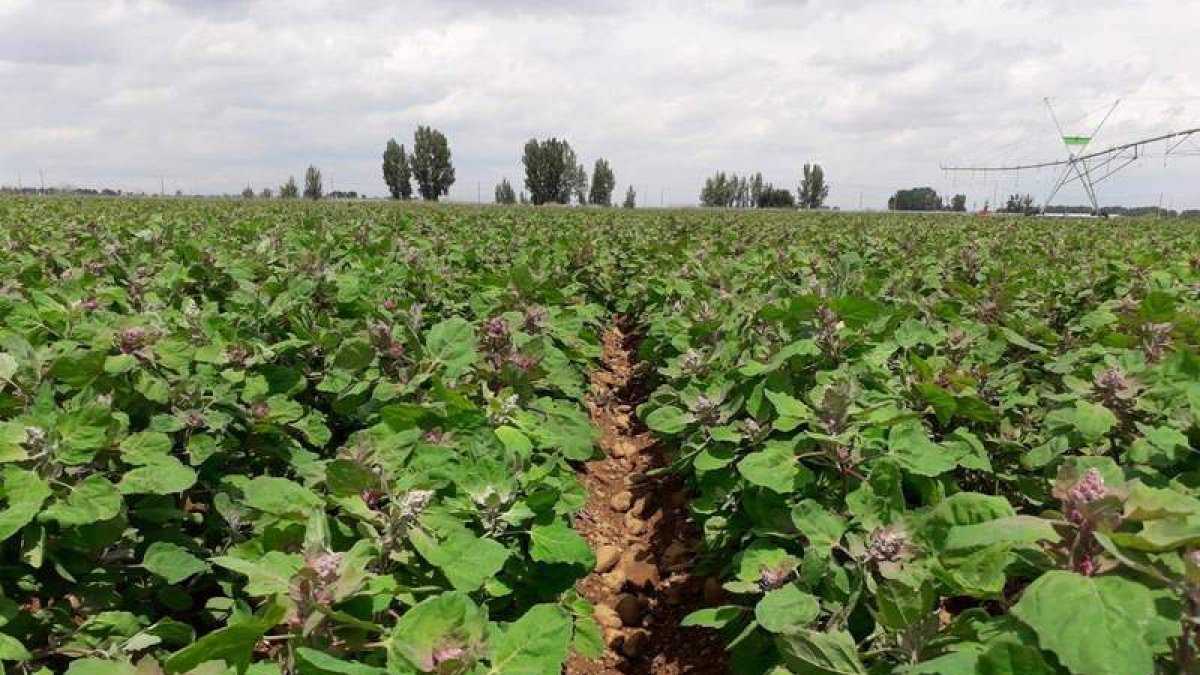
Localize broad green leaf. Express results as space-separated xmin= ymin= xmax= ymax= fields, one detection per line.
xmin=875 ymin=579 xmax=935 ymax=630
xmin=0 ymin=468 xmax=50 ymax=541
xmin=295 ymin=647 xmax=386 ymax=674
xmin=387 ymin=593 xmax=488 ymax=673
xmin=40 ymin=474 xmax=122 ymax=526
xmin=776 ymin=629 xmax=867 ymax=675
xmin=904 ymin=650 xmax=980 ymax=674
xmin=0 ymin=353 xmax=16 ymax=382
xmin=0 ymin=632 xmax=30 ymax=661
xmin=915 ymin=383 xmax=956 ymax=426
xmin=0 ymin=422 xmax=28 ymax=464
xmin=332 ymin=338 xmax=375 ymax=370
xmin=117 ymin=458 xmax=196 ymax=495
xmin=846 ymin=459 xmax=905 ymax=530
xmin=1112 ymin=516 xmax=1200 ymax=551
xmin=1123 ymin=482 xmax=1200 ymax=521
xmin=681 ymin=606 xmax=746 ymax=629
xmin=529 ymin=522 xmax=594 ymax=567
xmin=119 ymin=431 xmax=173 ymax=465
xmin=1011 ymin=571 xmax=1175 ymax=675
xmin=410 ymin=528 xmax=510 ymax=591
xmin=954 ymin=395 xmax=998 ymax=423
xmin=163 ymin=603 xmax=285 ymax=673
xmin=1138 ymin=290 xmax=1176 ymax=322
xmin=325 ymin=460 xmax=376 ymax=497
xmin=49 ymin=350 xmax=105 ymax=388
xmin=104 ymin=354 xmax=138 ymax=374
xmin=739 ymin=339 xmax=819 ymax=376
xmin=485 ymin=604 xmax=572 ymax=674
xmin=937 ymin=543 xmax=1012 ymax=597
xmin=738 ymin=441 xmax=803 ymax=493
xmin=764 ymin=389 xmax=813 ymax=432
xmin=290 ymin=411 xmax=331 ymax=447
xmin=426 ymin=318 xmax=478 ymax=379
xmin=644 ymin=405 xmax=689 ymax=434
xmin=494 ymin=426 xmax=533 ymax=458
xmin=572 ymin=614 xmax=603 ymax=659
xmin=525 ymin=399 xmax=596 ymax=461
xmin=57 ymin=405 xmax=118 ymax=465
xmin=889 ymin=421 xmax=956 ymax=477
xmin=211 ymin=552 xmax=304 ymax=596
xmin=998 ymin=327 xmax=1046 ymax=353
xmin=735 ymin=543 xmax=797 ymax=584
xmin=755 ymin=585 xmax=819 ymax=633
xmin=240 ymin=476 xmax=322 ymax=515
xmin=976 ymin=641 xmax=1054 ymax=674
xmin=791 ymin=499 xmax=846 ymax=556
xmin=895 ymin=319 xmax=937 ymax=348
xmin=64 ymin=658 xmax=139 ymax=675
xmin=1070 ymin=401 xmax=1117 ymax=440
xmin=943 ymin=516 xmax=1060 ymax=550
xmin=143 ymin=542 xmax=208 ymax=584
xmin=831 ymin=297 xmax=883 ymax=327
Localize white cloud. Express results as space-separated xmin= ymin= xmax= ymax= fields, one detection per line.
xmin=0 ymin=0 xmax=1197 ymax=207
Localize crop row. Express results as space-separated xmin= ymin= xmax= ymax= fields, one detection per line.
xmin=1 ymin=197 xmax=1199 ymax=674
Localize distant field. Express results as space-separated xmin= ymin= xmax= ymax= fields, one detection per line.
xmin=1 ymin=197 xmax=1199 ymax=674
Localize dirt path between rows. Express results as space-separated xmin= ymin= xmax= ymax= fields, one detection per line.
xmin=565 ymin=318 xmax=728 ymax=675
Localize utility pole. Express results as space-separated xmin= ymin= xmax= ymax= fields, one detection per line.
xmin=660 ymin=187 xmax=664 ymax=207
xmin=39 ymin=170 xmax=45 ymax=194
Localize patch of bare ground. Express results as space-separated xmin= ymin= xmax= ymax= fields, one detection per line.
xmin=565 ymin=318 xmax=728 ymax=675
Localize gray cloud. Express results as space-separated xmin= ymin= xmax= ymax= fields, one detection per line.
xmin=1 ymin=0 xmax=1197 ymax=208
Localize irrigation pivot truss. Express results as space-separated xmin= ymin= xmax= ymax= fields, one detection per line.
xmin=941 ymin=98 xmax=1200 ymax=214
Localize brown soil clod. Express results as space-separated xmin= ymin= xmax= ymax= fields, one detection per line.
xmin=565 ymin=317 xmax=728 ymax=675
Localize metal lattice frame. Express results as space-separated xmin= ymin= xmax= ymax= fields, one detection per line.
xmin=942 ymin=99 xmax=1200 ymax=213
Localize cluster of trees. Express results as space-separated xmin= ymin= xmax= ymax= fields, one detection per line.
xmin=1003 ymin=193 xmax=1036 ymax=214
xmin=797 ymin=164 xmax=830 ymax=209
xmin=511 ymin=138 xmax=619 ymax=206
xmin=700 ymin=171 xmax=760 ymax=207
xmin=888 ymin=187 xmax=966 ymax=212
xmin=758 ymin=186 xmax=796 ymax=208
xmin=270 ymin=167 xmax=323 ymax=200
xmin=699 ymin=163 xmax=829 ymax=209
xmin=494 ymin=178 xmax=518 ymax=205
xmin=589 ymin=159 xmax=616 ymax=206
xmin=382 ymin=126 xmax=456 ymax=201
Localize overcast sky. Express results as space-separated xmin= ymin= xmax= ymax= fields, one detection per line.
xmin=3 ymin=0 xmax=1199 ymax=208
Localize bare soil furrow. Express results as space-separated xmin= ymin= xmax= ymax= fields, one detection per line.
xmin=565 ymin=318 xmax=727 ymax=675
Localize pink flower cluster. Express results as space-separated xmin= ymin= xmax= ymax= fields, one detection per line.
xmin=433 ymin=645 xmax=466 ymax=665
xmin=867 ymin=527 xmax=909 ymax=563
xmin=1067 ymin=469 xmax=1108 ymax=505
xmin=310 ymin=551 xmax=343 ymax=583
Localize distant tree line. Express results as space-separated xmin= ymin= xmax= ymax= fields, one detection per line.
xmin=698 ymin=163 xmax=829 ymax=209
xmin=0 ymin=186 xmax=130 ymax=197
xmin=888 ymin=187 xmax=967 ymax=212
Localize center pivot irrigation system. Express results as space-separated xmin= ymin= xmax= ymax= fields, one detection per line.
xmin=941 ymin=98 xmax=1200 ymax=214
